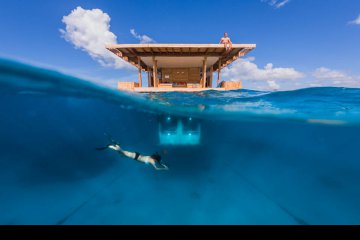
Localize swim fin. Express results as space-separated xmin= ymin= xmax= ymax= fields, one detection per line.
xmin=96 ymin=146 xmax=109 ymax=151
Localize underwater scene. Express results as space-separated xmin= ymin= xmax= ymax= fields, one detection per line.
xmin=1 ymin=58 xmax=360 ymax=225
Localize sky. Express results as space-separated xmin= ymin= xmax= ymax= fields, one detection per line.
xmin=0 ymin=0 xmax=359 ymax=90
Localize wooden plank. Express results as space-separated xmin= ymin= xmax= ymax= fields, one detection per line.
xmin=134 ymin=52 xmax=223 ymax=57
xmin=117 ymin=85 xmax=242 ymax=93
xmin=132 ymin=87 xmax=227 ymax=93
xmin=127 ymin=48 xmax=137 ymax=56
xmin=112 ymin=49 xmax=123 ymax=57
xmin=106 ymin=44 xmax=256 ymax=49
xmin=118 ymin=82 xmax=140 ymax=90
xmin=108 ymin=48 xmax=148 ymax=70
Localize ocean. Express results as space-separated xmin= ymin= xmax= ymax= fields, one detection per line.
xmin=1 ymin=58 xmax=360 ymax=224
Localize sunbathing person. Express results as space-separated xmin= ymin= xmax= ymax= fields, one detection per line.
xmin=220 ymin=32 xmax=233 ymax=52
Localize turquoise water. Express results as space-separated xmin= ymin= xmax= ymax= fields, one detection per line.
xmin=1 ymin=58 xmax=360 ymax=224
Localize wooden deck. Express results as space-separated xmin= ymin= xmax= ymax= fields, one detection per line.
xmin=106 ymin=44 xmax=256 ymax=71
xmin=130 ymin=87 xmax=228 ymax=93
xmin=118 ymin=81 xmax=242 ymax=93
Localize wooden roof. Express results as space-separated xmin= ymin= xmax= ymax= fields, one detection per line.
xmin=106 ymin=44 xmax=256 ymax=71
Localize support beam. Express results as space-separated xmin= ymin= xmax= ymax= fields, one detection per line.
xmin=202 ymin=57 xmax=207 ymax=88
xmin=152 ymin=57 xmax=158 ymax=87
xmin=217 ymin=59 xmax=221 ymax=87
xmin=134 ymin=52 xmax=223 ymax=57
xmin=137 ymin=57 xmax=142 ymax=87
xmin=209 ymin=66 xmax=213 ymax=88
xmin=147 ymin=67 xmax=151 ymax=87
xmin=106 ymin=44 xmax=257 ymax=72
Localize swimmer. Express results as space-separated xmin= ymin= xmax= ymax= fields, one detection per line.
xmin=96 ymin=135 xmax=169 ymax=171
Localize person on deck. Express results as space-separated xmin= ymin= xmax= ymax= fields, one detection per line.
xmin=220 ymin=32 xmax=233 ymax=52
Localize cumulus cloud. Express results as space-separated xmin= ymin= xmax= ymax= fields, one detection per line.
xmin=60 ymin=6 xmax=129 ymax=69
xmin=313 ymin=67 xmax=360 ymax=87
xmin=222 ymin=60 xmax=360 ymax=90
xmin=267 ymin=80 xmax=280 ymax=90
xmin=223 ymin=57 xmax=304 ymax=83
xmin=130 ymin=29 xmax=155 ymax=43
xmin=313 ymin=67 xmax=352 ymax=81
xmin=262 ymin=0 xmax=290 ymax=9
xmin=349 ymin=14 xmax=360 ymax=25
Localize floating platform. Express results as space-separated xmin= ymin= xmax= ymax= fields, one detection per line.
xmin=106 ymin=43 xmax=255 ymax=92
xmin=118 ymin=81 xmax=242 ymax=92
xmin=134 ymin=87 xmax=225 ymax=93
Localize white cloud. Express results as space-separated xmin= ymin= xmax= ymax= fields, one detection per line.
xmin=222 ymin=57 xmax=304 ymax=90
xmin=262 ymin=0 xmax=290 ymax=9
xmin=60 ymin=6 xmax=129 ymax=69
xmin=267 ymin=80 xmax=280 ymax=90
xmin=313 ymin=67 xmax=352 ymax=81
xmin=130 ymin=29 xmax=155 ymax=43
xmin=312 ymin=67 xmax=360 ymax=88
xmin=223 ymin=57 xmax=304 ymax=82
xmin=349 ymin=14 xmax=360 ymax=25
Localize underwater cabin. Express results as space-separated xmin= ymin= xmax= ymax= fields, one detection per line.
xmin=106 ymin=44 xmax=256 ymax=92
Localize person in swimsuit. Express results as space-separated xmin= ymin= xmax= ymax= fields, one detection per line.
xmin=96 ymin=135 xmax=169 ymax=171
xmin=220 ymin=32 xmax=233 ymax=52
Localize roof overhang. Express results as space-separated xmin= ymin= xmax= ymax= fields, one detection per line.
xmin=106 ymin=44 xmax=256 ymax=71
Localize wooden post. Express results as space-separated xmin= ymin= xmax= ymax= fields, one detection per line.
xmin=152 ymin=57 xmax=158 ymax=87
xmin=155 ymin=60 xmax=158 ymax=87
xmin=217 ymin=59 xmax=221 ymax=87
xmin=209 ymin=66 xmax=213 ymax=88
xmin=137 ymin=57 xmax=142 ymax=87
xmin=202 ymin=57 xmax=207 ymax=88
xmin=147 ymin=67 xmax=151 ymax=87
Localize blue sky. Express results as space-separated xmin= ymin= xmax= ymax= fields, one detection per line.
xmin=0 ymin=0 xmax=359 ymax=90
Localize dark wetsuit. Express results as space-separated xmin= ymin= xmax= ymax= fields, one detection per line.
xmin=134 ymin=152 xmax=141 ymax=160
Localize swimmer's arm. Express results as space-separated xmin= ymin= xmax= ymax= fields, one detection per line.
xmin=152 ymin=163 xmax=169 ymax=171
xmin=138 ymin=156 xmax=169 ymax=170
